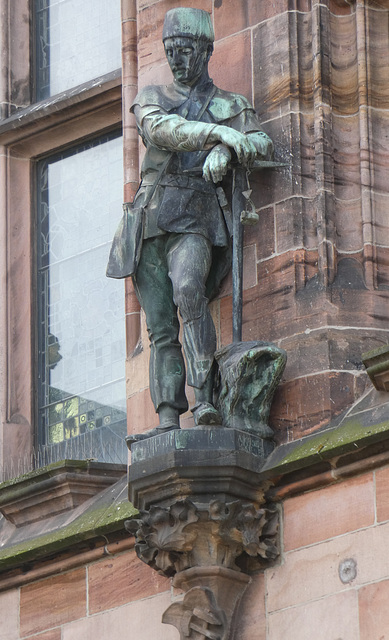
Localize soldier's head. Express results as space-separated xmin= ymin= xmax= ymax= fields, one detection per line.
xmin=162 ymin=8 xmax=214 ymax=86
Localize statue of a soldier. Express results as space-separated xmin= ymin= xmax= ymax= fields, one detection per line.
xmin=108 ymin=7 xmax=273 ymax=440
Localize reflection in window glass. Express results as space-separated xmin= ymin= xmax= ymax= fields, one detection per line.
xmin=37 ymin=132 xmax=127 ymax=464
xmin=35 ymin=0 xmax=121 ymax=100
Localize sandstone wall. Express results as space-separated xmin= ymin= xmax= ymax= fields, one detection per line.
xmin=124 ymin=0 xmax=389 ymax=444
xmin=3 ymin=462 xmax=389 ymax=640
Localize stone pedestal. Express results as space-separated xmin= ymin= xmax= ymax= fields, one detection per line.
xmin=127 ymin=427 xmax=279 ymax=639
xmin=129 ymin=426 xmax=274 ymax=509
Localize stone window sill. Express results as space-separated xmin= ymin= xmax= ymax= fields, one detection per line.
xmin=0 ymin=69 xmax=122 ymax=148
xmin=0 ymin=460 xmax=127 ymax=527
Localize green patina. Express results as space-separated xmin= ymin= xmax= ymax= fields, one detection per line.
xmin=0 ymin=497 xmax=138 ymax=571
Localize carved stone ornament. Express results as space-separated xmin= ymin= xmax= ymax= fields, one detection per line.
xmin=162 ymin=585 xmax=228 ymax=640
xmin=125 ymin=500 xmax=199 ymax=577
xmin=125 ymin=498 xmax=279 ymax=579
xmin=125 ymin=496 xmax=278 ymax=638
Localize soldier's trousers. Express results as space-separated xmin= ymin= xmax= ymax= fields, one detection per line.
xmin=132 ymin=233 xmax=216 ymax=414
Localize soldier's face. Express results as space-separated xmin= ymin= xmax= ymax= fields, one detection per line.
xmin=164 ymin=37 xmax=209 ymax=85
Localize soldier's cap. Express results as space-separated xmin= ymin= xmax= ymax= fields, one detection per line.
xmin=162 ymin=8 xmax=214 ymax=43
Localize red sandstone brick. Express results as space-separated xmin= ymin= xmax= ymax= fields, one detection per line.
xmin=213 ymin=0 xmax=248 ymax=40
xmin=123 ymin=181 xmax=139 ymax=204
xmin=127 ymin=387 xmax=157 ymax=434
xmin=359 ymin=579 xmax=389 ymax=640
xmin=280 ymin=327 xmax=382 ymax=382
xmin=125 ymin=278 xmax=140 ymax=312
xmin=370 ymin=112 xmax=389 ymax=193
xmin=268 ymin=590 xmax=359 ymax=639
xmin=219 ymin=295 xmax=233 ymax=347
xmin=271 ymin=370 xmax=364 ymax=442
xmin=364 ymin=11 xmax=389 ymax=111
xmin=329 ymin=0 xmax=352 ymax=15
xmin=137 ymin=60 xmax=172 ymax=91
xmin=219 ymin=244 xmax=258 ymax=297
xmin=88 ymin=550 xmax=170 ymax=614
xmin=275 ymin=197 xmax=317 ymax=253
xmin=253 ymin=13 xmax=305 ymax=120
xmin=138 ymin=0 xmax=212 ymax=72
xmin=137 ymin=0 xmax=159 ymax=9
xmin=332 ymin=114 xmax=362 ymax=204
xmin=376 ymin=245 xmax=389 ymax=290
xmin=214 ymin=0 xmax=312 ymax=41
xmin=125 ymin=312 xmax=141 ymax=356
xmin=267 ymin=520 xmax=389 ymax=612
xmin=373 ymin=193 xmax=389 ymax=255
xmin=283 ymin=474 xmax=375 ymax=551
xmin=244 ymin=206 xmax=275 ymax=261
xmin=375 ymin=466 xmax=389 ymax=523
xmin=20 ymin=569 xmax=86 ymax=637
xmin=211 ymin=31 xmax=252 ymax=101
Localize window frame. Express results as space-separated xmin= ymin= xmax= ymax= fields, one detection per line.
xmin=0 ymin=0 xmax=123 ymax=479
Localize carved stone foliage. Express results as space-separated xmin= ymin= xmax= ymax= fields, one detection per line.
xmin=209 ymin=500 xmax=279 ymax=571
xmin=125 ymin=500 xmax=198 ymax=577
xmin=125 ymin=498 xmax=279 ymax=579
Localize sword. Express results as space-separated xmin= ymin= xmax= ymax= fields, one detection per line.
xmin=182 ymin=160 xmax=288 ymax=343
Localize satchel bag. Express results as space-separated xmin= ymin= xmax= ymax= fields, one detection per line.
xmin=106 ymin=84 xmax=218 ymax=279
xmin=106 ymin=201 xmax=144 ymax=279
xmin=106 ymin=153 xmax=172 ymax=279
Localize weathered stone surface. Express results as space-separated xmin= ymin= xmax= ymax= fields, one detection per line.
xmin=0 ymin=461 xmax=126 ymax=527
xmin=212 ymin=30 xmax=252 ymax=100
xmin=271 ymin=370 xmax=366 ymax=440
xmin=20 ymin=569 xmax=87 ymax=636
xmin=88 ymin=549 xmax=169 ymax=614
xmin=126 ymin=498 xmax=279 ymax=577
xmin=164 ymin=568 xmax=250 ymax=640
xmin=362 ymin=344 xmax=389 ymax=392
xmin=268 ymin=591 xmax=359 ymax=640
xmin=283 ymin=473 xmax=375 ymax=551
xmin=129 ymin=427 xmax=274 ymax=510
xmin=359 ymin=579 xmax=389 ymax=640
xmin=274 ymin=197 xmax=317 ymax=253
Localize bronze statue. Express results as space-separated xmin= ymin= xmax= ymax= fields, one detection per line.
xmin=107 ymin=7 xmax=273 ymax=440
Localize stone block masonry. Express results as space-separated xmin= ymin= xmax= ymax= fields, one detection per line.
xmin=0 ymin=460 xmax=387 ymax=639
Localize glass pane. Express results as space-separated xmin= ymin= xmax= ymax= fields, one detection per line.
xmin=37 ymin=132 xmax=127 ymax=464
xmin=35 ymin=0 xmax=121 ymax=100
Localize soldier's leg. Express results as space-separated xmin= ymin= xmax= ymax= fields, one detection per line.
xmin=167 ymin=234 xmax=221 ymax=425
xmin=133 ymin=236 xmax=188 ymax=429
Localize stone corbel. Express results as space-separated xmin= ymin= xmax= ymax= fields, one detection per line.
xmin=126 ymin=497 xmax=278 ymax=639
xmin=126 ymin=428 xmax=280 ymax=639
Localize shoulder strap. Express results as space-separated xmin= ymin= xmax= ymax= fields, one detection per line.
xmin=142 ymin=82 xmax=217 ymax=206
xmin=194 ymin=84 xmax=217 ymax=122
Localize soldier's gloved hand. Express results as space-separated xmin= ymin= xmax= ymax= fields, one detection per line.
xmin=213 ymin=125 xmax=257 ymax=167
xmin=203 ymin=144 xmax=231 ymax=183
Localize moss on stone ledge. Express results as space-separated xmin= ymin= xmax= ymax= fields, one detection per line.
xmin=2 ymin=396 xmax=389 ymax=574
xmin=263 ymin=413 xmax=389 ymax=476
xmin=0 ymin=477 xmax=137 ymax=572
